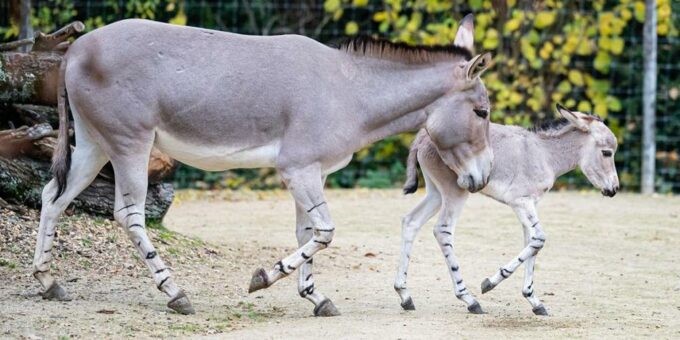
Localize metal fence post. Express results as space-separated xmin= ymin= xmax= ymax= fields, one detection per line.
xmin=18 ymin=0 xmax=32 ymax=53
xmin=641 ymin=0 xmax=657 ymax=194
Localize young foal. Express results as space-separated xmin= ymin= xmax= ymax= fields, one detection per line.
xmin=33 ymin=16 xmax=494 ymax=316
xmin=395 ymin=105 xmax=619 ymax=315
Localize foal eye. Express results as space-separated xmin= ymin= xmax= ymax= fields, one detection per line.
xmin=602 ymin=150 xmax=613 ymax=157
xmin=474 ymin=109 xmax=488 ymax=119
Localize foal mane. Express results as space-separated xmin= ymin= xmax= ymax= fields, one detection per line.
xmin=530 ymin=115 xmax=604 ymax=137
xmin=337 ymin=36 xmax=473 ymax=64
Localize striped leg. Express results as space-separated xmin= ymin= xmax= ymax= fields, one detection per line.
xmin=295 ymin=202 xmax=332 ymax=311
xmin=521 ymin=226 xmax=547 ymax=315
xmin=481 ymin=200 xmax=547 ymax=315
xmin=432 ymin=191 xmax=483 ymax=314
xmin=110 ymin=151 xmax=194 ymax=315
xmin=394 ymin=173 xmax=441 ymax=310
xmin=248 ymin=165 xmax=339 ymax=316
xmin=33 ymin=142 xmax=108 ymax=300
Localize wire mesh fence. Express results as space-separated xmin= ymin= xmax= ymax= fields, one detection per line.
xmin=0 ymin=0 xmax=677 ymax=193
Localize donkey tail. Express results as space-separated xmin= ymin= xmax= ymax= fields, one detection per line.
xmin=402 ymin=133 xmax=422 ymax=195
xmin=51 ymin=58 xmax=71 ymax=203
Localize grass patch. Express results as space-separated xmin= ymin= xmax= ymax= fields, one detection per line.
xmin=0 ymin=258 xmax=17 ymax=269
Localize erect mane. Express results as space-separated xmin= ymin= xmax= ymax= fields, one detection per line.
xmin=337 ymin=36 xmax=473 ymax=64
xmin=529 ymin=114 xmax=604 ymax=137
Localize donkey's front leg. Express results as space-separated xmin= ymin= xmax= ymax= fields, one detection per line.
xmin=521 ymin=224 xmax=547 ymax=315
xmin=433 ymin=193 xmax=483 ymax=314
xmin=481 ymin=199 xmax=547 ymax=315
xmin=110 ymin=152 xmax=194 ymax=315
xmin=248 ymin=165 xmax=340 ymax=316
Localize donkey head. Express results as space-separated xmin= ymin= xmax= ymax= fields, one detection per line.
xmin=424 ymin=14 xmax=493 ymax=193
xmin=556 ymin=104 xmax=620 ymax=197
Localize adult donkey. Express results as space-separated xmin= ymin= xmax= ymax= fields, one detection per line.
xmin=33 ymin=15 xmax=493 ymax=316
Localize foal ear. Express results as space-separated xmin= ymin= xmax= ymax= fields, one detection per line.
xmin=556 ymin=103 xmax=591 ymax=132
xmin=465 ymin=53 xmax=492 ymax=80
xmin=454 ymin=14 xmax=475 ymax=53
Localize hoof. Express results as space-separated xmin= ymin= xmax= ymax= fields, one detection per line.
xmin=41 ymin=282 xmax=71 ymax=301
xmin=248 ymin=268 xmax=269 ymax=293
xmin=401 ymin=297 xmax=416 ymax=311
xmin=481 ymin=278 xmax=495 ymax=294
xmin=467 ymin=301 xmax=485 ymax=314
xmin=532 ymin=305 xmax=549 ymax=316
xmin=314 ymin=299 xmax=341 ymax=317
xmin=168 ymin=290 xmax=195 ymax=315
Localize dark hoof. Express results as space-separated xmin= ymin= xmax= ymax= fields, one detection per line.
xmin=532 ymin=305 xmax=549 ymax=316
xmin=41 ymin=282 xmax=71 ymax=301
xmin=467 ymin=301 xmax=485 ymax=314
xmin=168 ymin=290 xmax=195 ymax=315
xmin=314 ymin=299 xmax=341 ymax=317
xmin=481 ymin=278 xmax=495 ymax=294
xmin=401 ymin=297 xmax=416 ymax=311
xmin=248 ymin=268 xmax=269 ymax=293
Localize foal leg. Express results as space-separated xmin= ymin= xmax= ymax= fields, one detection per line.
xmin=480 ymin=199 xmax=548 ymax=315
xmin=521 ymin=223 xmax=547 ymax=315
xmin=248 ymin=165 xmax=339 ymax=316
xmin=33 ymin=142 xmax=108 ymax=299
xmin=109 ymin=149 xmax=194 ymax=315
xmin=394 ymin=174 xmax=442 ymax=310
xmin=432 ymin=190 xmax=483 ymax=314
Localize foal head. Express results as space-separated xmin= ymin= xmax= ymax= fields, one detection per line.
xmin=556 ymin=104 xmax=620 ymax=197
xmin=424 ymin=14 xmax=493 ymax=193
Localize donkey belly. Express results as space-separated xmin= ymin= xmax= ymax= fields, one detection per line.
xmin=154 ymin=129 xmax=280 ymax=171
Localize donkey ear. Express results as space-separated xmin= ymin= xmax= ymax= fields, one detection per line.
xmin=453 ymin=14 xmax=475 ymax=53
xmin=465 ymin=53 xmax=492 ymax=80
xmin=556 ymin=103 xmax=590 ymax=132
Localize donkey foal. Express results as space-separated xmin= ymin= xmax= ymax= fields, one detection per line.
xmin=395 ymin=104 xmax=619 ymax=315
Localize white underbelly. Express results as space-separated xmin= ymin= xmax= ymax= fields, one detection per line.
xmin=154 ymin=129 xmax=280 ymax=171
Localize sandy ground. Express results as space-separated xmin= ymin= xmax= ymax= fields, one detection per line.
xmin=1 ymin=189 xmax=679 ymax=339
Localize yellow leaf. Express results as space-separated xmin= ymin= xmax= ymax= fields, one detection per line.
xmin=324 ymin=0 xmax=340 ymax=13
xmin=610 ymin=37 xmax=624 ymax=55
xmin=373 ymin=11 xmax=387 ymax=22
xmin=534 ymin=11 xmax=556 ymax=29
xmin=634 ymin=1 xmax=645 ymax=22
xmin=169 ymin=11 xmax=187 ymax=26
xmin=352 ymin=0 xmax=369 ymax=7
xmin=345 ymin=21 xmax=359 ymax=35
xmin=483 ymin=28 xmax=499 ymax=49
xmin=568 ymin=70 xmax=585 ymax=87
xmin=503 ymin=18 xmax=521 ymax=35
xmin=577 ymin=101 xmax=592 ymax=112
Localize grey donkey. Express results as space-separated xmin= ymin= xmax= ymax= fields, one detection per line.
xmin=395 ymin=104 xmax=619 ymax=315
xmin=33 ymin=15 xmax=494 ymax=316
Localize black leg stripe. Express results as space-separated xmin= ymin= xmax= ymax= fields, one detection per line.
xmin=305 ymin=274 xmax=312 ymax=281
xmin=317 ymin=228 xmax=335 ymax=232
xmin=116 ymin=203 xmax=135 ymax=212
xmin=146 ymin=251 xmax=157 ymax=259
xmin=531 ymin=222 xmax=539 ymax=228
xmin=441 ymin=231 xmax=452 ymax=235
xmin=314 ymin=240 xmax=330 ymax=247
xmin=157 ymin=277 xmax=169 ymax=290
xmin=518 ymin=257 xmax=524 ymax=263
xmin=155 ymin=268 xmax=169 ymax=274
xmin=126 ymin=212 xmax=142 ymax=218
xmin=128 ymin=224 xmax=144 ymax=229
xmin=301 ymin=252 xmax=310 ymax=260
xmin=451 ymin=266 xmax=459 ymax=272
xmin=443 ymin=243 xmax=453 ymax=248
xmin=306 ymin=201 xmax=327 ymax=213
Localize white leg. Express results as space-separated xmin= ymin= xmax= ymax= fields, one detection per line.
xmin=248 ymin=165 xmax=339 ymax=316
xmin=110 ymin=148 xmax=194 ymax=315
xmin=394 ymin=174 xmax=441 ymax=310
xmin=481 ymin=199 xmax=548 ymax=315
xmin=431 ymin=190 xmax=483 ymax=313
xmin=296 ymin=176 xmax=331 ymax=310
xmin=33 ymin=142 xmax=108 ymax=299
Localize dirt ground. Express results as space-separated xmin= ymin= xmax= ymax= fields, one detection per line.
xmin=1 ymin=189 xmax=679 ymax=339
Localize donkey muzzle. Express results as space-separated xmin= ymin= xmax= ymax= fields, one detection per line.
xmin=601 ymin=186 xmax=618 ymax=197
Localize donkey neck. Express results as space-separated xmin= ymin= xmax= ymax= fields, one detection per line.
xmin=537 ymin=128 xmax=588 ymax=178
xmin=348 ymin=57 xmax=458 ymax=145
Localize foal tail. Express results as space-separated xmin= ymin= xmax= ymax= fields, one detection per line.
xmin=403 ymin=132 xmax=423 ymax=195
xmin=51 ymin=58 xmax=71 ymax=202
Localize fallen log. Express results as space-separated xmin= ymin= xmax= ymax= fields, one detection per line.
xmin=0 ymin=124 xmax=177 ymax=220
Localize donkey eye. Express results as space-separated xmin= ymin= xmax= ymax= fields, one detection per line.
xmin=602 ymin=150 xmax=613 ymax=157
xmin=474 ymin=109 xmax=488 ymax=119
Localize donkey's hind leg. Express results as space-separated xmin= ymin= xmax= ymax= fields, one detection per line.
xmin=33 ymin=141 xmax=108 ymax=300
xmin=481 ymin=199 xmax=547 ymax=315
xmin=394 ymin=172 xmax=442 ymax=311
xmin=295 ymin=201 xmax=336 ymax=315
xmin=109 ymin=147 xmax=194 ymax=315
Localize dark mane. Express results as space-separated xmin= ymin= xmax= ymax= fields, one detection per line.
xmin=529 ymin=117 xmax=570 ymax=133
xmin=336 ymin=36 xmax=473 ymax=64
